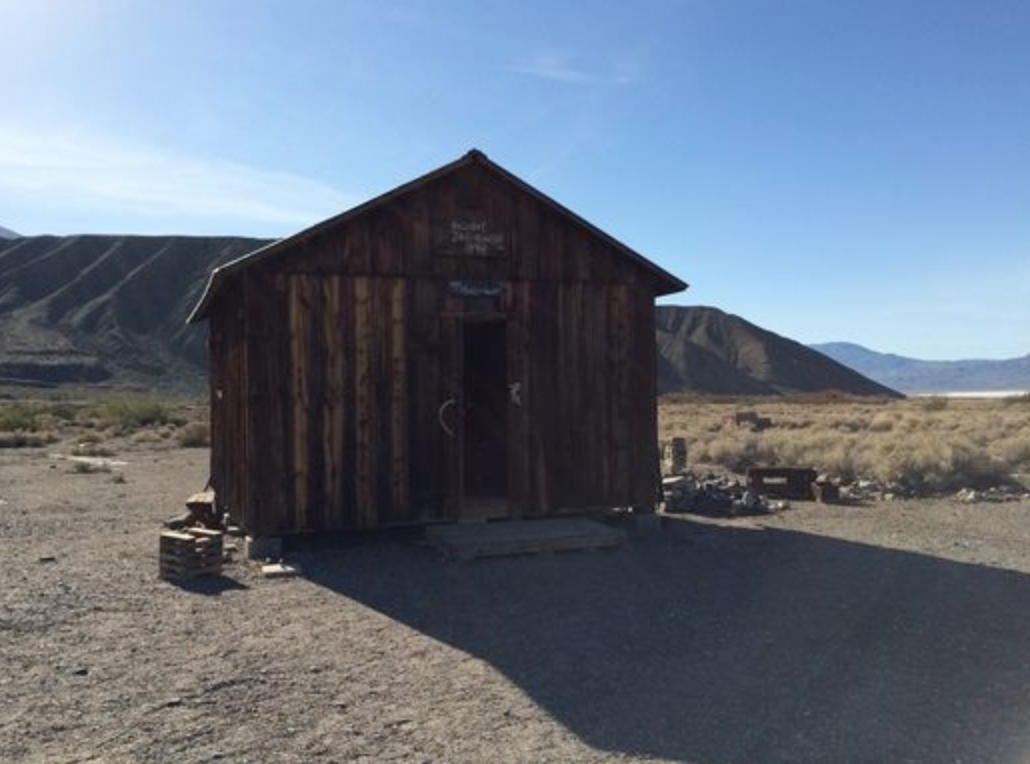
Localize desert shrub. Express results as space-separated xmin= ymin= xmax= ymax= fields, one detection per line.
xmin=694 ymin=433 xmax=762 ymax=472
xmin=828 ymin=414 xmax=867 ymax=433
xmin=820 ymin=440 xmax=860 ymax=481
xmin=658 ymin=396 xmax=1026 ymax=492
xmin=0 ymin=431 xmax=56 ymax=448
xmin=868 ymin=411 xmax=896 ymax=432
xmin=893 ymin=413 xmax=925 ymax=434
xmin=177 ymin=422 xmax=210 ymax=448
xmin=0 ymin=403 xmax=42 ymax=432
xmin=132 ymin=429 xmax=164 ymax=444
xmin=94 ymin=397 xmax=170 ymax=431
xmin=920 ymin=396 xmax=949 ymax=412
xmin=50 ymin=402 xmax=80 ymax=419
xmin=992 ymin=436 xmax=1030 ymax=471
xmin=70 ymin=460 xmax=110 ymax=474
xmin=72 ymin=441 xmax=115 ymax=458
xmin=872 ymin=434 xmax=1002 ymax=492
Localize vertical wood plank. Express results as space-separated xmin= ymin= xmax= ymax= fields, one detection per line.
xmin=374 ymin=278 xmax=392 ymax=519
xmin=341 ymin=276 xmax=357 ymax=527
xmin=631 ymin=285 xmax=660 ymax=509
xmin=322 ymin=276 xmax=344 ymax=529
xmin=243 ymin=272 xmax=288 ymax=536
xmin=289 ymin=276 xmax=310 ymax=530
xmin=354 ymin=276 xmax=375 ymax=527
xmin=610 ymin=284 xmax=631 ymax=504
xmin=389 ymin=279 xmax=409 ymax=520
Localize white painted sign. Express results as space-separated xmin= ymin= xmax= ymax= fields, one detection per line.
xmin=435 ymin=217 xmax=507 ymax=256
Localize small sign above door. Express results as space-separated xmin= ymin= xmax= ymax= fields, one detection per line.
xmin=434 ymin=217 xmax=508 ymax=257
xmin=448 ymin=279 xmax=502 ymax=297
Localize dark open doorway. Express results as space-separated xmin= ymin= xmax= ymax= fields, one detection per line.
xmin=461 ymin=320 xmax=508 ymax=517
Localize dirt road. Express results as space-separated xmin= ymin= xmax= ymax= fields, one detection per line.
xmin=3 ymin=443 xmax=1030 ymax=763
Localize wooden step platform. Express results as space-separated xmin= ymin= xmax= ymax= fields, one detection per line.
xmin=427 ymin=518 xmax=625 ymax=561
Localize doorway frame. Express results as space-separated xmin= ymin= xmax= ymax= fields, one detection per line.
xmin=442 ymin=313 xmax=511 ymax=522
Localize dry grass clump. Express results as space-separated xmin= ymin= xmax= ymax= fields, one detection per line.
xmin=920 ymin=396 xmax=950 ymax=412
xmin=69 ymin=460 xmax=111 ymax=474
xmin=71 ymin=441 xmax=115 ymax=458
xmin=131 ymin=429 xmax=164 ymax=444
xmin=990 ymin=436 xmax=1030 ymax=472
xmin=0 ymin=402 xmax=62 ymax=447
xmin=177 ymin=422 xmax=210 ymax=448
xmin=660 ymin=395 xmax=1027 ymax=494
xmin=90 ymin=397 xmax=170 ymax=432
xmin=0 ymin=393 xmax=205 ymax=446
xmin=0 ymin=403 xmax=43 ymax=432
xmin=0 ymin=431 xmax=58 ymax=448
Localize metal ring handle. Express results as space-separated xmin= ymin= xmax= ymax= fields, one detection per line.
xmin=438 ymin=398 xmax=457 ymax=438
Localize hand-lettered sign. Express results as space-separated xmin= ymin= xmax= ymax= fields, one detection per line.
xmin=434 ymin=216 xmax=507 ymax=257
xmin=448 ymin=279 xmax=502 ymax=297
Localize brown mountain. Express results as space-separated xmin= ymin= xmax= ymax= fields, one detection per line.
xmin=0 ymin=235 xmax=897 ymax=397
xmin=0 ymin=234 xmax=269 ymax=387
xmin=656 ymin=305 xmax=900 ymax=397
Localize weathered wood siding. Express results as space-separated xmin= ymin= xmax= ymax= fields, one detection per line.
xmin=209 ymin=162 xmax=664 ymax=534
xmin=208 ymin=282 xmax=248 ymax=526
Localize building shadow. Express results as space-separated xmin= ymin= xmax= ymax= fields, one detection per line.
xmin=297 ymin=519 xmax=1030 ymax=764
xmin=166 ymin=573 xmax=248 ymax=595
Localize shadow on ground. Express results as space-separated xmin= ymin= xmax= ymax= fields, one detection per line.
xmin=296 ymin=520 xmax=1030 ymax=764
xmin=168 ymin=574 xmax=249 ymax=595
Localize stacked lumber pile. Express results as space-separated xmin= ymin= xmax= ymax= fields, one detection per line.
xmin=159 ymin=528 xmax=224 ymax=580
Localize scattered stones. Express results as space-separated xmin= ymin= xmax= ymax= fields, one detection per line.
xmin=662 ymin=473 xmax=774 ymax=517
xmin=954 ymin=485 xmax=1030 ymax=504
xmin=840 ymin=479 xmax=910 ymax=503
xmin=955 ymin=488 xmax=980 ymax=503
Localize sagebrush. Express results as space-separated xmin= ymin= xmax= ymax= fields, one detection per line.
xmin=659 ymin=395 xmax=1030 ymax=493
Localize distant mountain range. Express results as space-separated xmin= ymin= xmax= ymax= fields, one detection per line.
xmin=0 ymin=234 xmax=898 ymax=397
xmin=656 ymin=307 xmax=899 ymax=397
xmin=811 ymin=342 xmax=1030 ymax=394
xmin=0 ymin=225 xmax=20 ymax=240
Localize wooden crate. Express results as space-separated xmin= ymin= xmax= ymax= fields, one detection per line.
xmin=746 ymin=467 xmax=818 ymax=500
xmin=159 ymin=528 xmax=223 ymax=580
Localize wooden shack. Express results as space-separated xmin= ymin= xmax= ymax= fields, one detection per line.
xmin=188 ymin=150 xmax=687 ymax=536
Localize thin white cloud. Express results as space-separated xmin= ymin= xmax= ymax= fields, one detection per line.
xmin=0 ymin=126 xmax=354 ymax=228
xmin=506 ymin=51 xmax=634 ymax=86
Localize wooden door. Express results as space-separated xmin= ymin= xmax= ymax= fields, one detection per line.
xmin=460 ymin=319 xmax=508 ymax=519
xmin=437 ymin=317 xmax=511 ymax=522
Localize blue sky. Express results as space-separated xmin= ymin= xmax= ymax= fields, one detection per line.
xmin=1 ymin=0 xmax=1028 ymax=359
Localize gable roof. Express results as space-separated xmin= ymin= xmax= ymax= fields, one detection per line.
xmin=188 ymin=149 xmax=687 ymax=323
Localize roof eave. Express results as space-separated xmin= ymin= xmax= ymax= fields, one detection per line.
xmin=186 ymin=149 xmax=690 ymax=321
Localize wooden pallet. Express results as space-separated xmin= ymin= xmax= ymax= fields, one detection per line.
xmin=159 ymin=528 xmax=224 ymax=580
xmin=427 ymin=518 xmax=625 ymax=561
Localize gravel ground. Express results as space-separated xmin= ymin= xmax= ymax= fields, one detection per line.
xmin=2 ymin=441 xmax=1030 ymax=764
